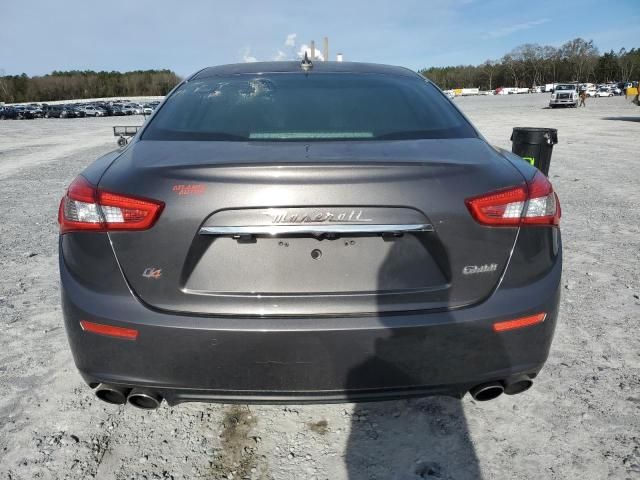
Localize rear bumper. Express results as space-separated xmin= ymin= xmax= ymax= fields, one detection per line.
xmin=60 ymin=246 xmax=561 ymax=405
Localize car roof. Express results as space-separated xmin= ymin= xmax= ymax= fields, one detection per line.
xmin=191 ymin=61 xmax=418 ymax=80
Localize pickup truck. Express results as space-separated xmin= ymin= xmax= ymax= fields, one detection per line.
xmin=549 ymin=84 xmax=578 ymax=108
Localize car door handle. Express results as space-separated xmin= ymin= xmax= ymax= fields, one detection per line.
xmin=199 ymin=223 xmax=434 ymax=237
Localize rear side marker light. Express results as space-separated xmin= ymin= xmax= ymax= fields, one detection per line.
xmin=493 ymin=313 xmax=546 ymax=332
xmin=58 ymin=176 xmax=164 ymax=233
xmin=466 ymin=171 xmax=560 ymax=227
xmin=80 ymin=320 xmax=138 ymax=340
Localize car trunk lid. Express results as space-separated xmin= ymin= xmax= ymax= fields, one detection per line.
xmin=100 ymin=138 xmax=523 ymax=316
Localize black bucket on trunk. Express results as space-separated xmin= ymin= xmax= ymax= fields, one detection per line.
xmin=510 ymin=127 xmax=558 ymax=176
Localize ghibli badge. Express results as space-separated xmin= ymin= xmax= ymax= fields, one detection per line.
xmin=462 ymin=264 xmax=498 ymax=275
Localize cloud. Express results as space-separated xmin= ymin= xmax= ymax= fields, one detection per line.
xmin=243 ymin=33 xmax=313 ymax=63
xmin=483 ymin=18 xmax=550 ymax=39
xmin=297 ymin=44 xmax=324 ymax=61
xmin=273 ymin=50 xmax=288 ymax=61
xmin=285 ymin=33 xmax=297 ymax=47
xmin=271 ymin=33 xmax=300 ymax=61
xmin=242 ymin=47 xmax=257 ymax=63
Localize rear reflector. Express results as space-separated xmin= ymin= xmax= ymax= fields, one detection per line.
xmin=465 ymin=171 xmax=560 ymax=227
xmin=59 ymin=176 xmax=164 ymax=234
xmin=493 ymin=313 xmax=546 ymax=332
xmin=80 ymin=320 xmax=138 ymax=340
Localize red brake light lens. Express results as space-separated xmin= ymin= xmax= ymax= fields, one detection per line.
xmin=98 ymin=190 xmax=164 ymax=230
xmin=80 ymin=320 xmax=138 ymax=340
xmin=465 ymin=171 xmax=560 ymax=227
xmin=465 ymin=185 xmax=527 ymax=226
xmin=493 ymin=313 xmax=546 ymax=332
xmin=59 ymin=176 xmax=164 ymax=233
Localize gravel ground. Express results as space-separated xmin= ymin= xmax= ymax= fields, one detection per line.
xmin=0 ymin=95 xmax=638 ymax=480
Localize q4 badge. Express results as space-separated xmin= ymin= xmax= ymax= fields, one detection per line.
xmin=142 ymin=267 xmax=162 ymax=279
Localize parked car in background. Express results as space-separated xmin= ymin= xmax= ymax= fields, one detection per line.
xmin=595 ymin=87 xmax=613 ymax=97
xmin=549 ymin=84 xmax=578 ymax=108
xmin=127 ymin=103 xmax=142 ymax=115
xmin=495 ymin=87 xmax=519 ymax=95
xmin=0 ymin=106 xmax=19 ymax=119
xmin=585 ymin=86 xmax=598 ymax=97
xmin=65 ymin=106 xmax=86 ymax=118
xmin=110 ymin=104 xmax=126 ymax=116
xmin=100 ymin=104 xmax=117 ymax=116
xmin=21 ymin=105 xmax=44 ymax=119
xmin=121 ymin=105 xmax=136 ymax=115
xmin=44 ymin=105 xmax=65 ymax=118
xmin=21 ymin=108 xmax=35 ymax=119
xmin=0 ymin=98 xmax=167 ymax=120
xmin=78 ymin=105 xmax=104 ymax=117
xmin=13 ymin=106 xmax=24 ymax=118
xmin=59 ymin=106 xmax=74 ymax=118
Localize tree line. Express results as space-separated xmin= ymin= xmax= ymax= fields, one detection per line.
xmin=2 ymin=39 xmax=638 ymax=102
xmin=0 ymin=69 xmax=181 ymax=103
xmin=420 ymin=38 xmax=640 ymax=90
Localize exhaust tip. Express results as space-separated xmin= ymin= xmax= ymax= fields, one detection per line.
xmin=469 ymin=382 xmax=504 ymax=401
xmin=127 ymin=389 xmax=162 ymax=410
xmin=95 ymin=384 xmax=129 ymax=405
xmin=504 ymin=377 xmax=533 ymax=395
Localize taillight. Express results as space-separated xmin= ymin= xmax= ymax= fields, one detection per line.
xmin=80 ymin=320 xmax=138 ymax=340
xmin=465 ymin=171 xmax=560 ymax=227
xmin=522 ymin=171 xmax=561 ymax=225
xmin=493 ymin=312 xmax=546 ymax=332
xmin=58 ymin=176 xmax=164 ymax=233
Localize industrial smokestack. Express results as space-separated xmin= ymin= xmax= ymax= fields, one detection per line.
xmin=310 ymin=41 xmax=315 ymax=61
xmin=323 ymin=37 xmax=329 ymax=62
xmin=337 ymin=53 xmax=343 ymax=62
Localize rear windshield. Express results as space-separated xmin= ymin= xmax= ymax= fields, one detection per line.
xmin=142 ymin=73 xmax=476 ymax=141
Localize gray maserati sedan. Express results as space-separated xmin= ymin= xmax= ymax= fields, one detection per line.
xmin=59 ymin=61 xmax=561 ymax=409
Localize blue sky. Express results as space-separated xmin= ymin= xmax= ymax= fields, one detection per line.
xmin=1 ymin=0 xmax=638 ymax=76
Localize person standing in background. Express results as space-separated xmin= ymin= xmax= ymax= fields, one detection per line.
xmin=579 ymin=89 xmax=587 ymax=107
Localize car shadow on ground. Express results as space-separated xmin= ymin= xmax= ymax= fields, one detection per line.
xmin=344 ymin=396 xmax=481 ymax=479
xmin=343 ymin=237 xmax=511 ymax=479
xmin=601 ymin=116 xmax=640 ymax=122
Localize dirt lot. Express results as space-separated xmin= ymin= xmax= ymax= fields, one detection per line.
xmin=0 ymin=95 xmax=638 ymax=480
